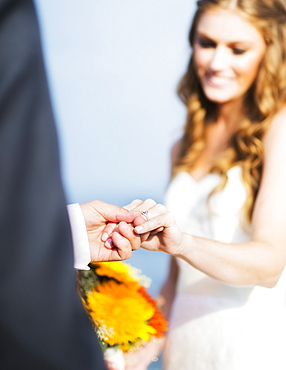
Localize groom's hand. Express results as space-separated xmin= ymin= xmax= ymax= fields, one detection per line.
xmin=80 ymin=200 xmax=141 ymax=262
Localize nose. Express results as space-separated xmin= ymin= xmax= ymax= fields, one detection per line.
xmin=209 ymin=45 xmax=230 ymax=71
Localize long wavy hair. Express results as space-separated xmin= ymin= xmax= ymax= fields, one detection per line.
xmin=174 ymin=0 xmax=286 ymax=223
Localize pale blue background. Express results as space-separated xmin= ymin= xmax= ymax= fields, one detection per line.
xmin=35 ymin=1 xmax=196 ymax=368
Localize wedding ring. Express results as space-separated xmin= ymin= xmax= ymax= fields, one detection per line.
xmin=151 ymin=356 xmax=159 ymax=362
xmin=140 ymin=209 xmax=149 ymax=221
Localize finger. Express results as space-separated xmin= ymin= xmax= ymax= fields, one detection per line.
xmin=117 ymin=222 xmax=143 ymax=250
xmin=117 ymin=221 xmax=151 ymax=248
xmin=128 ymin=200 xmax=162 ymax=227
xmin=150 ymin=226 xmax=164 ymax=234
xmin=132 ymin=203 xmax=167 ymax=227
xmin=126 ymin=198 xmax=157 ymax=213
xmin=123 ymin=199 xmax=144 ymax=211
xmin=111 ymin=231 xmax=133 ymax=260
xmin=104 ymin=223 xmax=122 ymax=249
xmin=101 ymin=222 xmax=118 ymax=242
xmin=134 ymin=211 xmax=174 ymax=234
xmin=104 ymin=237 xmax=114 ymax=249
xmin=101 ymin=213 xmax=141 ymax=243
xmin=94 ymin=200 xmax=140 ymax=223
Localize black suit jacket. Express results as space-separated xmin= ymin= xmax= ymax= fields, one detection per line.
xmin=0 ymin=1 xmax=106 ymax=369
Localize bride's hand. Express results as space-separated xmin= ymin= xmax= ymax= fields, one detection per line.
xmin=125 ymin=199 xmax=184 ymax=255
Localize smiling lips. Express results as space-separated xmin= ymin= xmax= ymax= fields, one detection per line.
xmin=205 ymin=72 xmax=234 ymax=88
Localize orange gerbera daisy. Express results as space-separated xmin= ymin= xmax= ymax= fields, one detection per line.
xmin=86 ymin=280 xmax=156 ymax=350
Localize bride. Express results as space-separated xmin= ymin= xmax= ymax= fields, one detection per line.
xmin=105 ymin=0 xmax=286 ymax=369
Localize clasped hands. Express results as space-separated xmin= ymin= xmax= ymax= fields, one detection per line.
xmin=80 ymin=198 xmax=183 ymax=263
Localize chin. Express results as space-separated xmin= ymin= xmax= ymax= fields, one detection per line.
xmin=203 ymin=89 xmax=240 ymax=105
xmin=204 ymin=94 xmax=232 ymax=104
xmin=202 ymin=84 xmax=246 ymax=105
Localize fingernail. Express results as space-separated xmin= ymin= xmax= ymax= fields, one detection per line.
xmin=101 ymin=232 xmax=108 ymax=242
xmin=105 ymin=238 xmax=113 ymax=248
xmin=135 ymin=226 xmax=143 ymax=233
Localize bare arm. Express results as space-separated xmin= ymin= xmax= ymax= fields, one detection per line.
xmin=134 ymin=108 xmax=286 ymax=287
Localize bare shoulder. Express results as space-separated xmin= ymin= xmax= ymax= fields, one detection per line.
xmin=170 ymin=137 xmax=183 ymax=168
xmin=264 ymin=106 xmax=286 ymax=136
xmin=263 ymin=106 xmax=286 ymax=164
xmin=263 ymin=106 xmax=286 ymax=149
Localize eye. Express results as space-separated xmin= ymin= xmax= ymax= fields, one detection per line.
xmin=232 ymin=48 xmax=247 ymax=55
xmin=198 ymin=39 xmax=216 ymax=48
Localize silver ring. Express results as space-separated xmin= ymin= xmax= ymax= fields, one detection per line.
xmin=140 ymin=209 xmax=149 ymax=221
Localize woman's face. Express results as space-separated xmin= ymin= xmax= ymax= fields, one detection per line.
xmin=193 ymin=8 xmax=266 ymax=105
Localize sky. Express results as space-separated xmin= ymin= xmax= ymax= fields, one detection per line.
xmin=35 ymin=0 xmax=196 ymax=207
xmin=33 ymin=3 xmax=198 ymax=339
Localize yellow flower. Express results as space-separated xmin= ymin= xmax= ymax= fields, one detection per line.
xmin=90 ymin=261 xmax=151 ymax=288
xmin=86 ymin=280 xmax=156 ymax=349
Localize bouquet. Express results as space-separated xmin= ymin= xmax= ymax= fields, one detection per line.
xmin=77 ymin=261 xmax=168 ymax=367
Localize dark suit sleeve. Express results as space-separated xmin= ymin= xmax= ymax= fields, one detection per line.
xmin=0 ymin=1 xmax=106 ymax=369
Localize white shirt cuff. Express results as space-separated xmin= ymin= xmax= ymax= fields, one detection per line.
xmin=67 ymin=203 xmax=91 ymax=270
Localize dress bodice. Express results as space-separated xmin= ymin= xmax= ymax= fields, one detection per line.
xmin=165 ymin=166 xmax=249 ymax=242
xmin=163 ymin=169 xmax=286 ymax=370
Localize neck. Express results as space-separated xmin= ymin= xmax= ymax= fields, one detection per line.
xmin=216 ymin=99 xmax=245 ymax=126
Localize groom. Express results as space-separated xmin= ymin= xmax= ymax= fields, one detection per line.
xmin=0 ymin=0 xmax=142 ymax=369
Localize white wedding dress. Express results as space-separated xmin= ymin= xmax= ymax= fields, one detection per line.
xmin=162 ymin=166 xmax=286 ymax=370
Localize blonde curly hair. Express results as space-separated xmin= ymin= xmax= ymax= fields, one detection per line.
xmin=174 ymin=0 xmax=286 ymax=222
